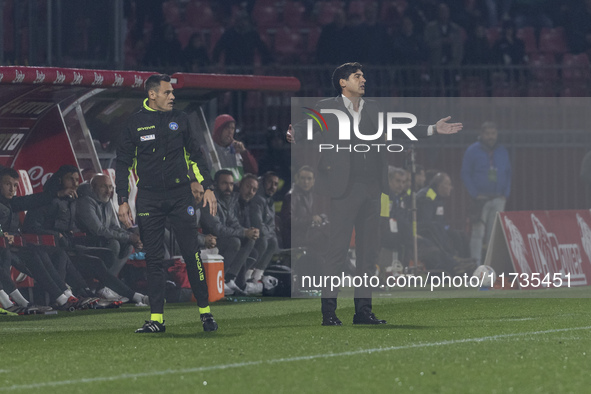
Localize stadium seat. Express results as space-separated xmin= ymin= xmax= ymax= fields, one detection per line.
xmin=316 ymin=2 xmax=338 ymax=25
xmin=348 ymin=1 xmax=365 ymax=17
xmin=274 ymin=27 xmax=304 ymax=63
xmin=516 ymin=27 xmax=537 ymax=54
xmin=539 ymin=27 xmax=567 ymax=56
xmin=527 ymin=80 xmax=556 ymax=97
xmin=561 ymin=53 xmax=590 ymax=82
xmin=284 ymin=1 xmax=309 ymax=28
xmin=486 ymin=27 xmax=501 ymax=46
xmin=253 ymin=4 xmax=281 ymax=28
xmin=185 ymin=1 xmax=217 ymax=29
xmin=459 ymin=76 xmax=487 ymax=97
xmin=176 ymin=26 xmax=196 ymax=49
xmin=529 ymin=53 xmax=558 ymax=81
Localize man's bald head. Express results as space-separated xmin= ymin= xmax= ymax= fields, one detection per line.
xmin=91 ymin=174 xmax=113 ymax=203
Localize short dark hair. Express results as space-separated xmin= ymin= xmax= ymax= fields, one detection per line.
xmin=429 ymin=172 xmax=450 ymax=190
xmin=481 ymin=121 xmax=497 ymax=132
xmin=145 ymin=74 xmax=171 ymax=94
xmin=214 ymin=169 xmax=234 ymax=185
xmin=0 ymin=167 xmax=19 ymax=180
xmin=189 ymin=179 xmax=201 ymax=186
xmin=261 ymin=171 xmax=279 ymax=184
xmin=296 ymin=165 xmax=314 ymax=177
xmin=332 ymin=62 xmax=363 ymax=95
xmin=241 ymin=173 xmax=259 ymax=186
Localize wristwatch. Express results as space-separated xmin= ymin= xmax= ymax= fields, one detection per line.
xmin=118 ymin=196 xmax=129 ymax=205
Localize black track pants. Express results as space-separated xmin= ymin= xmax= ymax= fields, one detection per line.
xmin=136 ymin=190 xmax=209 ymax=314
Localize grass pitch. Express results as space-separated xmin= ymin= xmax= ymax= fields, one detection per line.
xmin=1 ymin=289 xmax=590 ymax=393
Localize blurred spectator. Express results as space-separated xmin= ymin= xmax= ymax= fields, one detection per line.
xmin=416 ymin=172 xmax=474 ymax=274
xmin=248 ymin=172 xmax=280 ymax=287
xmin=463 ymin=23 xmax=492 ymax=65
xmin=491 ymin=20 xmax=527 ymax=66
xmin=447 ymin=0 xmax=488 ymax=32
xmin=379 ymin=167 xmax=412 ymax=271
xmin=424 ymin=3 xmax=464 ymax=94
xmin=566 ymin=0 xmax=591 ymax=54
xmin=461 ymin=121 xmax=511 ymax=265
xmin=392 ymin=17 xmax=428 ymax=66
xmin=360 ymin=3 xmax=390 ymax=65
xmin=212 ymin=11 xmax=272 ymax=71
xmin=24 ymin=165 xmax=148 ymax=305
xmin=199 ymin=170 xmax=256 ymax=295
xmin=424 ymin=3 xmax=464 ymax=67
xmin=280 ymin=166 xmax=328 ymax=249
xmin=190 ymin=180 xmax=216 ymax=250
xmin=76 ymin=174 xmax=141 ymax=276
xmin=143 ymin=24 xmax=183 ymax=69
xmin=406 ymin=0 xmax=439 ymax=36
xmin=316 ymin=9 xmax=348 ymax=64
xmin=131 ymin=0 xmax=163 ymax=42
xmin=182 ymin=33 xmax=210 ymax=72
xmin=208 ymin=114 xmax=259 ymax=181
xmin=258 ymin=126 xmax=291 ymax=201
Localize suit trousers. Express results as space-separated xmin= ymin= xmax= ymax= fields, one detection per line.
xmin=321 ymin=182 xmax=381 ymax=315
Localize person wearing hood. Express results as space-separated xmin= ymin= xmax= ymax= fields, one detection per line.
xmin=76 ymin=174 xmax=142 ymax=276
xmin=461 ymin=122 xmax=511 ymax=265
xmin=209 ymin=114 xmax=258 ymax=181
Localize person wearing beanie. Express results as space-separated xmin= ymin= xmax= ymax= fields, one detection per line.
xmin=210 ymin=114 xmax=258 ymax=181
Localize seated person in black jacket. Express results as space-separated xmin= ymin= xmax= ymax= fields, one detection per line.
xmin=416 ymin=172 xmax=474 ymax=274
xmin=199 ymin=170 xmax=257 ymax=295
xmin=23 ymin=165 xmax=148 ymax=305
xmin=0 ymin=167 xmax=97 ymax=311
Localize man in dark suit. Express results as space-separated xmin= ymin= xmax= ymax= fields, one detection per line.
xmin=287 ymin=62 xmax=462 ymax=326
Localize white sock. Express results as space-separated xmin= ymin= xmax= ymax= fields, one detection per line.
xmin=245 ymin=269 xmax=253 ymax=281
xmin=132 ymin=293 xmax=143 ymax=303
xmin=253 ymin=269 xmax=265 ymax=282
xmin=64 ymin=289 xmax=74 ymax=298
xmin=0 ymin=290 xmax=13 ymax=308
xmin=9 ymin=289 xmax=29 ymax=307
xmin=56 ymin=294 xmax=69 ymax=306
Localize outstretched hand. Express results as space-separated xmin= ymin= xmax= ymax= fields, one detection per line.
xmin=435 ymin=116 xmax=463 ymax=135
xmin=286 ymin=124 xmax=295 ymax=144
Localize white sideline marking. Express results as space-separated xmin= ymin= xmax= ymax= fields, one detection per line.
xmin=1 ymin=326 xmax=590 ymax=391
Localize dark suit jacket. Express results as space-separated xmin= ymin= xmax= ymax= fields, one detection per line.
xmin=293 ymin=96 xmax=431 ymax=199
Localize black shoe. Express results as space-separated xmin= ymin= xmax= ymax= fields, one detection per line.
xmin=353 ymin=312 xmax=387 ymax=325
xmin=135 ymin=320 xmax=166 ymax=333
xmin=201 ymin=313 xmax=218 ymax=332
xmin=322 ymin=313 xmax=342 ymax=326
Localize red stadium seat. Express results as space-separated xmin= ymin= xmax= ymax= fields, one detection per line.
xmin=561 ymin=53 xmax=590 ymax=81
xmin=274 ymin=27 xmax=304 ymax=63
xmin=253 ymin=4 xmax=281 ymax=28
xmin=529 ymin=53 xmax=557 ymax=81
xmin=348 ymin=1 xmax=365 ymax=17
xmin=527 ymin=81 xmax=556 ymax=97
xmin=486 ymin=27 xmax=500 ymax=46
xmin=316 ymin=2 xmax=338 ymax=25
xmin=539 ymin=27 xmax=567 ymax=56
xmin=459 ymin=76 xmax=487 ymax=97
xmin=284 ymin=1 xmax=309 ymax=28
xmin=185 ymin=1 xmax=217 ymax=29
xmin=516 ymin=27 xmax=537 ymax=54
xmin=177 ymin=26 xmax=195 ymax=49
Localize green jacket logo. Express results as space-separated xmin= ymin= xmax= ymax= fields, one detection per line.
xmin=137 ymin=125 xmax=156 ymax=131
xmin=138 ymin=212 xmax=150 ymax=217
